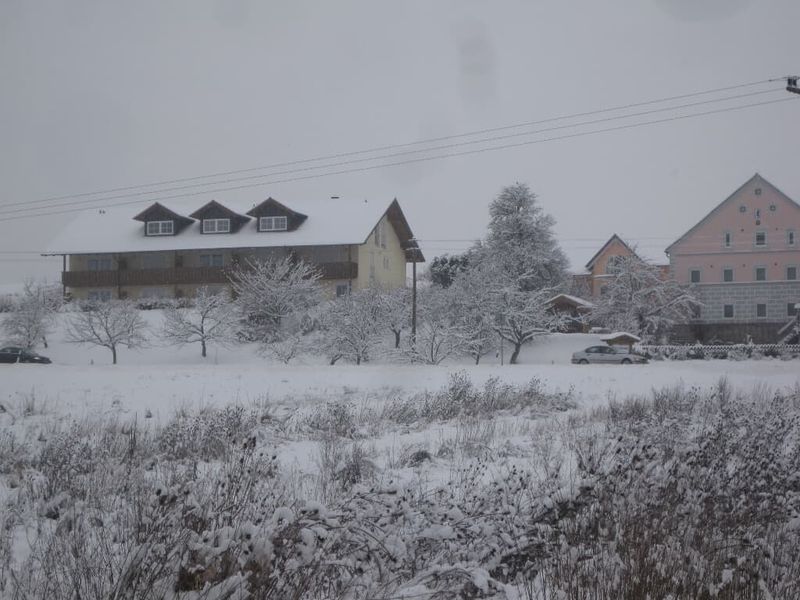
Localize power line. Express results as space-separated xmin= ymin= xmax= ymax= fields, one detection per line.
xmin=0 ymin=88 xmax=781 ymax=217
xmin=0 ymin=78 xmax=786 ymax=212
xmin=0 ymin=95 xmax=796 ymax=224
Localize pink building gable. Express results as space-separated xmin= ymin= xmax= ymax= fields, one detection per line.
xmin=667 ymin=174 xmax=800 ymax=285
xmin=665 ymin=174 xmax=800 ymax=343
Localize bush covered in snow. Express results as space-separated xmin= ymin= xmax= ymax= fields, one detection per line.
xmin=1 ymin=380 xmax=798 ymax=598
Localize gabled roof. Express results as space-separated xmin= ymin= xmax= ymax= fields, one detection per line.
xmin=189 ymin=199 xmax=250 ymax=222
xmin=132 ymin=202 xmax=194 ymax=226
xmin=546 ymin=293 xmax=594 ymax=309
xmin=584 ymin=234 xmax=638 ymax=270
xmin=45 ymin=196 xmax=423 ymax=262
xmin=246 ymin=197 xmax=307 ymax=219
xmin=386 ymin=198 xmax=424 ymax=262
xmin=665 ymin=173 xmax=800 ymax=255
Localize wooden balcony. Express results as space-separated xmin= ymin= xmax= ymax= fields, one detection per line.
xmin=63 ymin=262 xmax=358 ymax=287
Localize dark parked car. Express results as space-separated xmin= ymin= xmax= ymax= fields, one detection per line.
xmin=0 ymin=347 xmax=52 ymax=364
xmin=571 ymin=345 xmax=648 ymax=365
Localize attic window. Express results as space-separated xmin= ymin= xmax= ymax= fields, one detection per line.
xmin=203 ymin=218 xmax=231 ymax=234
xmin=259 ymin=216 xmax=287 ymax=231
xmin=146 ymin=221 xmax=174 ymax=236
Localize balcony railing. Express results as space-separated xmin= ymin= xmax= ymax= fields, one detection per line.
xmin=63 ymin=262 xmax=358 ymax=287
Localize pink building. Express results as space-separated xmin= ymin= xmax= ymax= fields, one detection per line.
xmin=666 ymin=174 xmax=800 ymax=343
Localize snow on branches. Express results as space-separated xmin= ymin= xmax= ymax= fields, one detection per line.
xmin=229 ymin=256 xmax=323 ymax=345
xmin=66 ymin=300 xmax=147 ymax=364
xmin=589 ymin=255 xmax=699 ymax=342
xmin=160 ymin=287 xmax=239 ymax=357
xmin=1 ymin=281 xmax=60 ymax=350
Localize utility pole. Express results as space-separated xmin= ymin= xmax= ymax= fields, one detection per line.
xmin=411 ymin=257 xmax=417 ymax=346
xmin=787 ymin=76 xmax=800 ymax=95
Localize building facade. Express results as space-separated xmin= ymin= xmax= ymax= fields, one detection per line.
xmin=46 ymin=197 xmax=423 ymax=301
xmin=666 ymin=174 xmax=800 ymax=343
xmin=575 ymin=234 xmax=669 ymax=299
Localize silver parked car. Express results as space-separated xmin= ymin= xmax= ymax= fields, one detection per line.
xmin=571 ymin=345 xmax=648 ymax=365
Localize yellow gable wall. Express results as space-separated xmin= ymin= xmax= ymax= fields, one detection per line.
xmin=355 ymin=214 xmax=407 ymax=291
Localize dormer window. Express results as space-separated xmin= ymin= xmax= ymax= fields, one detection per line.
xmin=259 ymin=216 xmax=288 ymax=231
xmin=203 ymin=218 xmax=231 ymax=234
xmin=146 ymin=220 xmax=174 ymax=236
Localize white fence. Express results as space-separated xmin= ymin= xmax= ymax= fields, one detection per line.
xmin=637 ymin=343 xmax=800 ymax=360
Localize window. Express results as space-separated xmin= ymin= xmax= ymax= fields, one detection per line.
xmin=87 ymin=290 xmax=112 ymax=302
xmin=599 ymin=285 xmax=608 ymax=296
xmin=374 ymin=223 xmax=381 ymax=247
xmin=723 ymin=304 xmax=734 ymax=319
xmin=739 ymin=205 xmax=746 ymax=213
xmin=140 ymin=288 xmax=168 ymax=299
xmin=336 ymin=284 xmax=350 ymax=297
xmin=723 ymin=268 xmax=734 ymax=283
xmin=202 ymin=218 xmax=230 ymax=234
xmin=723 ymin=232 xmax=732 ymax=248
xmin=788 ymin=266 xmax=797 ymax=281
xmin=789 ymin=230 xmax=796 ymax=246
xmin=756 ymin=303 xmax=767 ymax=318
xmin=691 ymin=305 xmax=701 ymax=319
xmin=259 ymin=216 xmax=288 ymax=231
xmin=755 ymin=231 xmax=766 ymax=247
xmin=200 ymin=254 xmax=223 ymax=267
xmin=146 ymin=221 xmax=174 ymax=236
xmin=606 ymin=255 xmax=625 ymax=275
xmin=690 ymin=269 xmax=701 ymax=283
xmin=142 ymin=254 xmax=166 ymax=269
xmin=383 ymin=256 xmax=390 ymax=270
xmin=88 ymin=258 xmax=112 ymax=271
xmin=755 ymin=267 xmax=766 ymax=282
xmin=789 ymin=303 xmax=799 ymax=317
xmin=380 ymin=221 xmax=386 ymax=249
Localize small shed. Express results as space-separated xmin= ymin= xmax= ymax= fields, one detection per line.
xmin=601 ymin=331 xmax=641 ymax=352
xmin=546 ymin=294 xmax=594 ymax=333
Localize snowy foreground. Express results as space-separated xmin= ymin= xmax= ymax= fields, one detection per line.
xmin=1 ymin=319 xmax=800 ymax=598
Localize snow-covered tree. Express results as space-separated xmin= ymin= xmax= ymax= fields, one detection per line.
xmin=381 ymin=286 xmax=410 ymax=349
xmin=319 ymin=288 xmax=385 ymax=365
xmin=1 ymin=281 xmax=59 ymax=350
xmin=493 ymin=286 xmax=564 ymax=364
xmin=229 ymin=257 xmax=322 ymax=343
xmin=161 ymin=287 xmax=239 ymax=357
xmin=67 ymin=300 xmax=147 ymax=364
xmin=469 ymin=183 xmax=570 ymax=364
xmin=427 ymin=253 xmax=471 ymax=288
xmin=403 ymin=286 xmax=469 ymax=365
xmin=448 ymin=268 xmax=496 ymax=364
xmin=590 ymin=255 xmax=699 ymax=341
xmin=479 ymin=182 xmax=568 ymax=291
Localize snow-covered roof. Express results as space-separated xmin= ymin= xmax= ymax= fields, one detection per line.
xmin=601 ymin=332 xmax=642 ymax=343
xmin=547 ymin=293 xmax=594 ymax=308
xmin=45 ymin=196 xmax=415 ymax=256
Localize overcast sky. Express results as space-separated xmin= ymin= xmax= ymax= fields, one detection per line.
xmin=1 ymin=0 xmax=798 ymax=286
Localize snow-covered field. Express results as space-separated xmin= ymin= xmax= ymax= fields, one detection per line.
xmin=2 ymin=311 xmax=800 ymax=598
xmin=2 ymin=311 xmax=798 ymax=422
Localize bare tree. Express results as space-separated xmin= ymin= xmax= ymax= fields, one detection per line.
xmin=493 ymin=286 xmax=564 ymax=364
xmin=382 ymin=287 xmax=410 ymax=349
xmin=229 ymin=257 xmax=322 ymax=343
xmin=1 ymin=281 xmax=58 ymax=350
xmin=449 ymin=269 xmax=496 ymax=364
xmin=319 ymin=288 xmax=385 ymax=365
xmin=161 ymin=287 xmax=239 ymax=357
xmin=403 ymin=286 xmax=469 ymax=365
xmin=590 ymin=255 xmax=699 ymax=342
xmin=67 ymin=300 xmax=147 ymax=364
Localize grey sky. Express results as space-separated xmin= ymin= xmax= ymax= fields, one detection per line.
xmin=1 ymin=0 xmax=798 ymax=286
